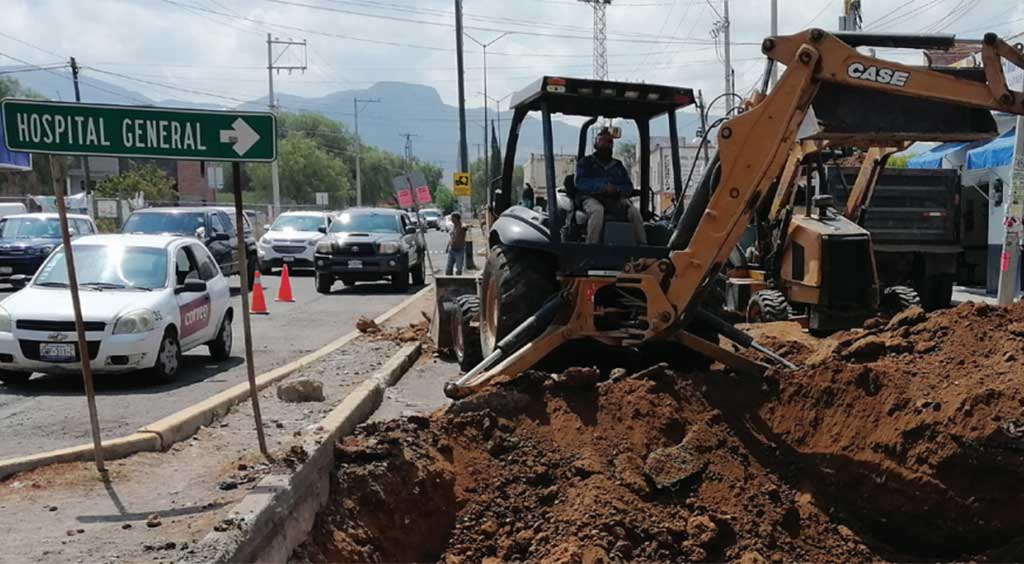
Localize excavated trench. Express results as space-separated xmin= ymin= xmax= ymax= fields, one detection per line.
xmin=292 ymin=301 xmax=1024 ymax=563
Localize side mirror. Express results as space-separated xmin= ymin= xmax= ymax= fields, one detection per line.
xmin=211 ymin=232 xmax=230 ymax=242
xmin=175 ymin=280 xmax=207 ymax=294
xmin=68 ymin=228 xmax=78 ymax=237
xmin=405 ymin=226 xmax=416 ymax=234
xmin=318 ymin=226 xmax=327 ymax=234
xmin=263 ymin=224 xmax=271 ymax=231
xmin=194 ymin=227 xmax=207 ymax=239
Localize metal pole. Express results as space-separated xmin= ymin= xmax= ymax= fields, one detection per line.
xmin=455 ymin=0 xmax=469 ymax=175
xmin=69 ymin=58 xmax=92 ymax=196
xmin=354 ymin=97 xmax=361 ymax=207
xmin=49 ymin=155 xmax=105 ymax=475
xmin=267 ymin=33 xmax=281 ymax=216
xmin=769 ymin=0 xmax=778 ymax=88
xmin=723 ymin=0 xmax=733 ymax=111
xmin=232 ymin=162 xmax=269 ymax=457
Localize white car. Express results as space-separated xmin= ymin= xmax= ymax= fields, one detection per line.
xmin=257 ymin=211 xmax=333 ymax=274
xmin=0 ymin=235 xmax=233 ymax=385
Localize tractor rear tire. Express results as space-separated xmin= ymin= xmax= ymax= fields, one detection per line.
xmin=881 ymin=285 xmax=921 ymax=315
xmin=480 ymin=245 xmax=558 ymax=357
xmin=746 ymin=290 xmax=792 ymax=323
xmin=453 ymin=295 xmax=483 ymax=371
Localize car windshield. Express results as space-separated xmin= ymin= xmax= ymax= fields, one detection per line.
xmin=34 ymin=245 xmax=168 ymax=290
xmin=122 ymin=212 xmax=205 ymax=235
xmin=330 ymin=213 xmax=400 ymax=234
xmin=271 ymin=215 xmax=326 ymax=232
xmin=421 ymin=210 xmax=441 ymax=219
xmin=0 ymin=218 xmax=61 ymax=239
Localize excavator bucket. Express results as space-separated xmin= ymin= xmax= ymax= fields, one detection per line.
xmin=806 ymin=79 xmax=999 ymax=144
xmin=430 ymin=275 xmax=478 ymax=352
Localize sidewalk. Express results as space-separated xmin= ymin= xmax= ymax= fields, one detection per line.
xmin=0 ymin=293 xmax=433 ymax=564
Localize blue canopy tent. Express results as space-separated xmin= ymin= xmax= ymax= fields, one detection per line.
xmin=966 ymin=128 xmax=1017 ymax=170
xmin=906 ymin=142 xmax=969 ymax=169
xmin=0 ymin=106 xmax=32 ymax=171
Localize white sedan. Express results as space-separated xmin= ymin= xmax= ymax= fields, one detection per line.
xmin=0 ymin=235 xmax=234 ymax=385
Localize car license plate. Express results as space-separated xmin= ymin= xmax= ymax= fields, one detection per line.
xmin=40 ymin=342 xmax=76 ymax=362
xmin=347 ymin=260 xmax=363 ymax=269
xmin=283 ymin=256 xmax=294 ymax=262
xmin=0 ymin=267 xmax=12 ymax=275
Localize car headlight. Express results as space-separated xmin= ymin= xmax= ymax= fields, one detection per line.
xmin=35 ymin=245 xmax=55 ymax=256
xmin=112 ymin=309 xmax=157 ymax=335
xmin=316 ymin=241 xmax=334 ymax=254
xmin=0 ymin=306 xmax=11 ymax=333
xmin=306 ymin=239 xmax=318 ymax=247
xmin=378 ymin=241 xmax=400 ymax=254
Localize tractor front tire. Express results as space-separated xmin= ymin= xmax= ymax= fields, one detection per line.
xmin=479 ymin=245 xmax=558 ymax=357
xmin=453 ymin=295 xmax=483 ymax=371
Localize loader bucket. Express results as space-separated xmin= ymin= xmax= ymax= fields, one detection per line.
xmin=807 ymin=80 xmax=998 ymax=144
xmin=430 ymin=275 xmax=479 ymax=351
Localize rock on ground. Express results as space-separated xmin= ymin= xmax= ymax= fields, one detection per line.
xmin=276 ymin=378 xmax=325 ymax=403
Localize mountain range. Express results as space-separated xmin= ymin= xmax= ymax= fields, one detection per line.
xmin=4 ymin=67 xmax=708 ymax=177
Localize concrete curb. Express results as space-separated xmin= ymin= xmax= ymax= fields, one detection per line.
xmin=0 ymin=285 xmax=433 ymax=481
xmin=182 ymin=341 xmax=423 ymax=564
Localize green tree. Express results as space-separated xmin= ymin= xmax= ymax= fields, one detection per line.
xmin=615 ymin=141 xmax=637 ymax=175
xmin=887 ymin=155 xmax=909 ymax=168
xmin=433 ymin=187 xmax=457 ymax=213
xmin=248 ymin=136 xmax=351 ymax=206
xmin=0 ymin=77 xmax=67 ymax=195
xmin=95 ymin=163 xmax=177 ymax=201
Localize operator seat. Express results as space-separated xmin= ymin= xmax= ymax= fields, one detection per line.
xmin=561 ymin=173 xmax=635 ymax=245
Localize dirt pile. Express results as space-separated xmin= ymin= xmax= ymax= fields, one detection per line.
xmin=293 ymin=302 xmax=1024 ymax=563
xmin=357 ymin=315 xmax=430 ymax=344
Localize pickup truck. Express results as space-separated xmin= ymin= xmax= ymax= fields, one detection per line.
xmin=825 ymin=167 xmax=961 ymax=311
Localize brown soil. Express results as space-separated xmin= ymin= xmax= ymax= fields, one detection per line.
xmin=294 ymin=302 xmax=1024 ymax=563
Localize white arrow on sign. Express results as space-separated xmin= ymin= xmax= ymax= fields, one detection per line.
xmin=219 ymin=118 xmax=260 ymax=156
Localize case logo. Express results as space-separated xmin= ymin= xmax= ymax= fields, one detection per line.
xmin=847 ymin=62 xmax=910 ymax=87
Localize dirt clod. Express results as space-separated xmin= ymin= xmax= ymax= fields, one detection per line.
xmin=145 ymin=514 xmax=161 ymax=528
xmin=276 ymin=378 xmax=325 ymax=403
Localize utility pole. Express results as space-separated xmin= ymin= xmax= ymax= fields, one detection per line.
xmin=353 ymin=97 xmax=381 ymax=207
xmin=577 ymin=0 xmax=612 ymax=80
xmin=401 ymin=133 xmax=419 ymax=171
xmin=266 ymin=33 xmax=307 ymax=215
xmin=68 ymin=57 xmax=92 ymax=196
xmin=710 ymin=1 xmax=732 ymax=111
xmin=997 ymin=77 xmax=1024 ymax=305
xmin=455 ymin=1 xmax=469 ymax=173
xmin=465 ymin=32 xmax=511 ymax=206
xmin=840 ymin=0 xmax=863 ymax=31
xmin=769 ymin=0 xmax=778 ymax=87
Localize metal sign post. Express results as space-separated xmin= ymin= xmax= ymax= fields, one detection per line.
xmin=49 ymin=155 xmax=106 ymax=475
xmin=232 ymin=162 xmax=268 ymax=457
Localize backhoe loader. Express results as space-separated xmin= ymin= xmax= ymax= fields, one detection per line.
xmin=444 ymin=29 xmax=1024 ymax=399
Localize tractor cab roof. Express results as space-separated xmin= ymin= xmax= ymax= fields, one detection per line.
xmin=509 ymin=76 xmax=696 ymax=120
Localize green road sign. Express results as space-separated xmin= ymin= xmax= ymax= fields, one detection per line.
xmin=1 ymin=99 xmax=276 ymax=162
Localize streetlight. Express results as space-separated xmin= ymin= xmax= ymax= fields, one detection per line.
xmin=464 ymin=31 xmax=511 ymax=208
xmin=479 ymin=92 xmax=513 ymax=149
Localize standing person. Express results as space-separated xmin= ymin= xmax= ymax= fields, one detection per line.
xmin=574 ymin=127 xmax=647 ymax=244
xmin=446 ymin=211 xmax=469 ymax=275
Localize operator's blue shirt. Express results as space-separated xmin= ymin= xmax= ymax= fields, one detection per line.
xmin=574 ymin=155 xmax=634 ymax=196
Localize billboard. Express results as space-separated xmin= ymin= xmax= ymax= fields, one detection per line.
xmin=0 ymin=106 xmax=32 ymax=171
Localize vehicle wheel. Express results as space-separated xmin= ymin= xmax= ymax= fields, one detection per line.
xmin=411 ymin=254 xmax=426 ymax=285
xmin=746 ymin=290 xmax=792 ymax=323
xmin=881 ymin=285 xmax=921 ymax=316
xmin=0 ymin=371 xmax=30 ymax=385
xmin=341 ymin=277 xmax=356 ymax=287
xmin=480 ymin=245 xmax=558 ymax=357
xmin=315 ymin=272 xmax=334 ymax=294
xmin=391 ymin=267 xmax=410 ymax=292
xmin=208 ymin=311 xmax=233 ymax=361
xmin=150 ymin=329 xmax=182 ymax=384
xmin=453 ymin=295 xmax=482 ymax=371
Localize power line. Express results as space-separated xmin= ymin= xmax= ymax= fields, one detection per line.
xmin=85 ymin=66 xmax=248 ymax=103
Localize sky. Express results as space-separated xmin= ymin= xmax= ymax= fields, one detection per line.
xmin=2 ymin=0 xmax=1024 ymax=118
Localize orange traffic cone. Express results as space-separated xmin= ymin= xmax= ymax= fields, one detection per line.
xmin=251 ymin=271 xmax=270 ymax=315
xmin=276 ymin=264 xmax=295 ymax=302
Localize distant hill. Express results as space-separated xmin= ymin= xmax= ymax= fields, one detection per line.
xmin=3 ymin=69 xmax=708 ymax=178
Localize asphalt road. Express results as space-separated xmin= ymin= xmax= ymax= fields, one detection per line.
xmin=0 ymin=228 xmax=453 ymax=458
